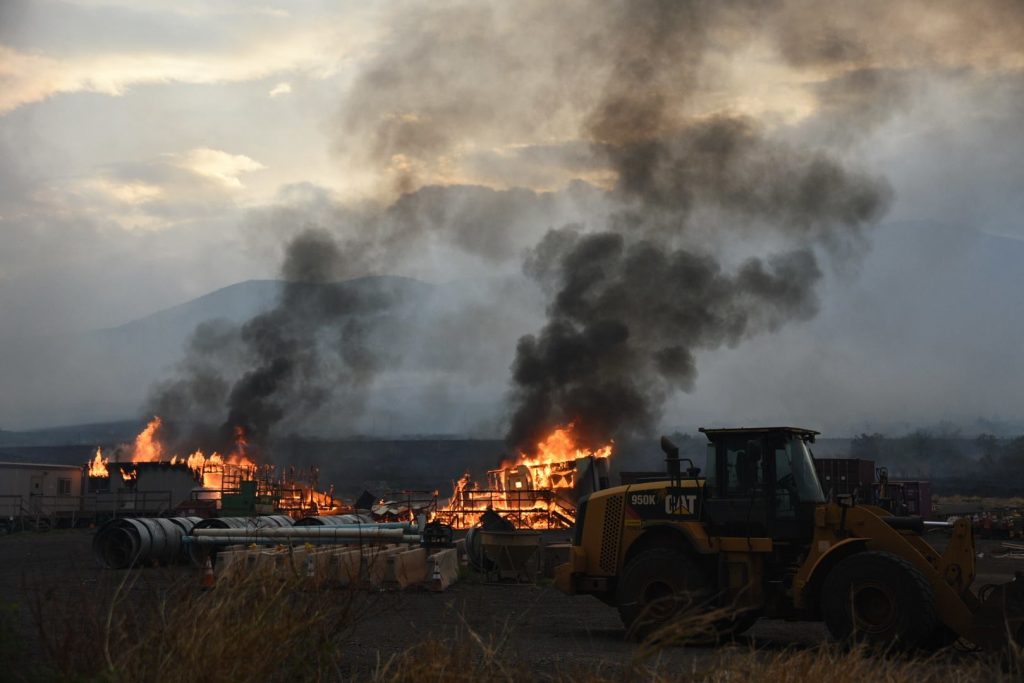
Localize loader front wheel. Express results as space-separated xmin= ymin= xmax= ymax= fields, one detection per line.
xmin=821 ymin=551 xmax=937 ymax=650
xmin=617 ymin=547 xmax=708 ymax=640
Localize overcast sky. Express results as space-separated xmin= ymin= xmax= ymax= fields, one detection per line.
xmin=1 ymin=1 xmax=1022 ymax=435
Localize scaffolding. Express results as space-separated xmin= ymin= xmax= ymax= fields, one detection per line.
xmin=434 ymin=488 xmax=576 ymax=529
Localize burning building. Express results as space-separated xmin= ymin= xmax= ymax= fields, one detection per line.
xmin=86 ymin=417 xmax=343 ymax=517
xmin=436 ymin=424 xmax=610 ymax=529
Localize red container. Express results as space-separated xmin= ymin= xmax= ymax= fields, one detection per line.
xmin=898 ymin=481 xmax=932 ymax=518
xmin=814 ymin=458 xmax=876 ymax=497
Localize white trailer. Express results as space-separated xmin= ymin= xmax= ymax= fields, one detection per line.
xmin=0 ymin=461 xmax=84 ymax=530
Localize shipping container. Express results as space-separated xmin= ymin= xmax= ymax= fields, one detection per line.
xmin=813 ymin=458 xmax=875 ymax=498
xmin=899 ymin=481 xmax=932 ymax=518
xmin=870 ymin=480 xmax=933 ymax=518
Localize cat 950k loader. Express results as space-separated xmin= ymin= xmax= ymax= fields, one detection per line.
xmin=555 ymin=427 xmax=1024 ymax=649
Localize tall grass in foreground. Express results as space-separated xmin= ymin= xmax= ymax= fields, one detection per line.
xmin=22 ymin=572 xmax=1022 ymax=683
xmin=373 ymin=637 xmax=1011 ymax=683
xmin=27 ymin=570 xmax=372 ymax=682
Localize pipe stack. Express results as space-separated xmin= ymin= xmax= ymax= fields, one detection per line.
xmin=92 ymin=516 xmax=202 ymax=569
xmin=186 ymin=525 xmax=421 ymax=545
xmin=186 ymin=515 xmax=294 ymax=565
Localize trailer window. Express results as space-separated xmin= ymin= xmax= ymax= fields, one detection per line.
xmin=58 ymin=478 xmax=72 ymax=496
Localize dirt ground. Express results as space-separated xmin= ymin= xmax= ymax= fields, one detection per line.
xmin=0 ymin=529 xmax=1020 ymax=679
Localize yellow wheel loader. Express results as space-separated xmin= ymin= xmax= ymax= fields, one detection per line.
xmin=554 ymin=427 xmax=1024 ymax=649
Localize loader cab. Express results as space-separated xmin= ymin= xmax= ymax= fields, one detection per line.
xmin=700 ymin=427 xmax=824 ymax=540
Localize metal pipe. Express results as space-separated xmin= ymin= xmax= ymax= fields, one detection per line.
xmin=294 ymin=514 xmax=376 ymax=526
xmin=191 ymin=526 xmax=409 ymax=539
xmin=192 ymin=515 xmax=294 ymax=530
xmin=295 ymin=519 xmax=412 ymax=530
xmin=184 ymin=534 xmax=422 ymax=545
xmin=187 ymin=515 xmax=295 ymax=565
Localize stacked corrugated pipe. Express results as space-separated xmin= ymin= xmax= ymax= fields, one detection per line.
xmin=186 ymin=515 xmax=294 ymax=565
xmin=92 ymin=516 xmax=202 ymax=569
xmin=92 ymin=515 xmax=294 ymax=569
xmin=293 ymin=514 xmax=377 ymax=526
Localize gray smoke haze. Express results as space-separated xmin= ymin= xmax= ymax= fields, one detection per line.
xmin=146 ymin=181 xmax=566 ymax=454
xmin=121 ymin=0 xmax=1021 ymax=449
xmin=336 ymin=1 xmax=1024 ymax=195
xmin=493 ymin=2 xmax=893 ymax=451
xmin=153 ymin=0 xmax=986 ymax=452
xmin=505 ymin=93 xmax=890 ymax=449
xmin=148 ymin=229 xmax=405 ymax=455
xmin=507 ymin=231 xmax=829 ymax=449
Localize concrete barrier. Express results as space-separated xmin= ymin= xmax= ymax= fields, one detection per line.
xmin=428 ymin=548 xmax=459 ymax=591
xmin=386 ymin=547 xmax=428 ymax=589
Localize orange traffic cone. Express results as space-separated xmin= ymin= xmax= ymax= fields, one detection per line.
xmin=200 ymin=556 xmax=216 ymax=590
xmin=429 ymin=561 xmax=444 ymax=592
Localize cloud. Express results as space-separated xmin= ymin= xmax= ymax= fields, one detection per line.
xmin=173 ymin=148 xmax=265 ymax=188
xmin=11 ymin=147 xmax=268 ymax=233
xmin=328 ymin=0 xmax=1024 ymax=202
xmin=0 ymin=7 xmax=371 ymax=115
xmin=83 ymin=177 xmax=165 ymax=205
xmin=268 ymin=81 xmax=291 ymax=98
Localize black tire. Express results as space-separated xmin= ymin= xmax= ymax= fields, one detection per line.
xmin=719 ymin=609 xmax=761 ymax=639
xmin=821 ymin=551 xmax=937 ymax=650
xmin=923 ymin=624 xmax=958 ymax=650
xmin=616 ymin=547 xmax=708 ymax=640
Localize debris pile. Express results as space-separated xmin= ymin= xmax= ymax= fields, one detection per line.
xmin=435 ymin=424 xmax=611 ymax=529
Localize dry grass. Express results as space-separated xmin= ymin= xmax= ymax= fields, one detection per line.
xmin=20 ymin=572 xmax=1023 ymax=683
xmin=367 ymin=631 xmax=1020 ymax=683
xmin=356 ymin=634 xmax=1017 ymax=683
xmin=367 ymin=599 xmax=1024 ymax=683
xmin=26 ymin=569 xmax=375 ymax=682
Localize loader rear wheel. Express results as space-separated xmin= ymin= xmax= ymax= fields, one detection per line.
xmin=821 ymin=551 xmax=937 ymax=650
xmin=616 ymin=547 xmax=708 ymax=640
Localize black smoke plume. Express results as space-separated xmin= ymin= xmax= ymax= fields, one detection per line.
xmin=148 ymin=229 xmax=399 ymax=456
xmin=504 ymin=6 xmax=892 ymax=452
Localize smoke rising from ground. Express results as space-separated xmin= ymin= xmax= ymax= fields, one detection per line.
xmin=501 ymin=4 xmax=893 ymax=451
xmin=147 ymin=183 xmax=564 ymax=455
xmin=148 ymin=229 xmax=405 ymax=455
xmin=138 ymin=0 xmax=1023 ymax=452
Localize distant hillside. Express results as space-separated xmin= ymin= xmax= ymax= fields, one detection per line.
xmin=0 ymin=276 xmax=437 ymax=430
xmin=0 ymin=419 xmax=144 ymax=448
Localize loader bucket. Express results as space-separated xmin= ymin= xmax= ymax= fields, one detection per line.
xmin=970 ymin=572 xmax=1024 ymax=650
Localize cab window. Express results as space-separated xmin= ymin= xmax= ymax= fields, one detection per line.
xmin=773 ymin=443 xmax=797 ymax=518
xmin=725 ymin=438 xmax=764 ymax=495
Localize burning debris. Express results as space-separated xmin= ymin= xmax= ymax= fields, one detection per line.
xmin=436 ymin=423 xmax=610 ymax=529
xmin=89 ymin=417 xmax=258 ymax=489
xmin=87 ymin=417 xmax=340 ymax=517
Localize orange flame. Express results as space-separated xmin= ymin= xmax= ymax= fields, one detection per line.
xmin=509 ymin=421 xmax=606 ymax=471
xmin=87 ymin=447 xmax=109 ymax=477
xmin=182 ymin=426 xmax=256 ymax=489
xmin=132 ymin=416 xmax=165 ymax=462
xmin=438 ymin=423 xmax=612 ymax=529
xmin=86 ymin=417 xmax=258 ymax=489
xmin=84 ymin=416 xmax=342 ymax=516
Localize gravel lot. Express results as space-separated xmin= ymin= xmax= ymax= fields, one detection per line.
xmin=1 ymin=529 xmax=1019 ymax=678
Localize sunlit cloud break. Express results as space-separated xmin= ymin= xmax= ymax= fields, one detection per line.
xmin=0 ymin=34 xmax=342 ymax=115
xmin=269 ymin=82 xmax=292 ymax=98
xmin=172 ymin=148 xmax=265 ymax=188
